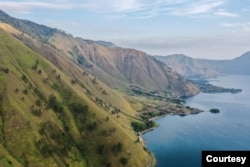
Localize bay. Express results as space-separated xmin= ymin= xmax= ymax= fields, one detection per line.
xmin=143 ymin=75 xmax=250 ymax=167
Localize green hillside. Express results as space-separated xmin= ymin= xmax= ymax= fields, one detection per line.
xmin=0 ymin=28 xmax=151 ymax=167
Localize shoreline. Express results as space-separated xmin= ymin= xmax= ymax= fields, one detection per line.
xmin=140 ymin=109 xmax=204 ymax=136
xmin=139 ymin=110 xmax=204 ymax=167
xmin=139 ymin=74 xmax=246 ymax=167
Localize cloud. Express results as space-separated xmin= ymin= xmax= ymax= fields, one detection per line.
xmin=169 ymin=1 xmax=225 ymax=16
xmin=214 ymin=10 xmax=239 ymax=18
xmin=81 ymin=0 xmax=143 ymax=13
xmin=221 ymin=22 xmax=250 ymax=32
xmin=0 ymin=0 xmax=142 ymax=13
xmin=0 ymin=1 xmax=91 ymax=13
xmin=0 ymin=0 xmax=228 ymax=18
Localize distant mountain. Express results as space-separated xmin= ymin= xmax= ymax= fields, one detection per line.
xmin=0 ymin=10 xmax=199 ymax=97
xmin=219 ymin=51 xmax=250 ymax=75
xmin=155 ymin=51 xmax=250 ymax=78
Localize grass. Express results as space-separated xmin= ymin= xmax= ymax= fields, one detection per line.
xmin=0 ymin=27 xmax=152 ymax=167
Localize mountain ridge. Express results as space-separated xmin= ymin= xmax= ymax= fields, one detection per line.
xmin=155 ymin=51 xmax=250 ymax=78
xmin=0 ymin=10 xmax=199 ymax=97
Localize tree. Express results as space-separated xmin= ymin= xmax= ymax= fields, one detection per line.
xmin=120 ymin=157 xmax=128 ymax=165
xmin=4 ymin=68 xmax=9 ymax=73
xmin=14 ymin=88 xmax=19 ymax=93
xmin=92 ymin=77 xmax=97 ymax=84
xmin=32 ymin=60 xmax=39 ymax=70
xmin=47 ymin=95 xmax=63 ymax=112
xmin=23 ymin=89 xmax=28 ymax=95
xmin=35 ymin=99 xmax=42 ymax=107
xmin=69 ymin=102 xmax=88 ymax=114
xmin=112 ymin=142 xmax=123 ymax=154
xmin=97 ymin=144 xmax=104 ymax=155
xmin=131 ymin=122 xmax=146 ymax=132
xmin=71 ymin=79 xmax=76 ymax=85
xmin=22 ymin=74 xmax=28 ymax=83
xmin=38 ymin=69 xmax=42 ymax=74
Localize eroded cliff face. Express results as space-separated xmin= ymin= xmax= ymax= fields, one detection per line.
xmin=47 ymin=32 xmax=199 ymax=97
xmin=155 ymin=54 xmax=220 ymax=78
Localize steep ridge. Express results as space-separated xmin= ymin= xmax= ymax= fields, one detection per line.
xmin=0 ymin=24 xmax=150 ymax=167
xmin=155 ymin=52 xmax=250 ymax=78
xmin=155 ymin=54 xmax=222 ymax=78
xmin=219 ymin=51 xmax=250 ymax=75
xmin=0 ymin=10 xmax=199 ymax=97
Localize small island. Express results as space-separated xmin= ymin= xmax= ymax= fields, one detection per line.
xmin=210 ymin=108 xmax=220 ymax=114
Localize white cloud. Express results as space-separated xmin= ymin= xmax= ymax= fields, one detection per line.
xmin=0 ymin=1 xmax=92 ymax=13
xmin=169 ymin=1 xmax=225 ymax=15
xmin=214 ymin=11 xmax=239 ymax=18
xmin=221 ymin=22 xmax=250 ymax=32
xmin=0 ymin=0 xmax=229 ymax=18
xmin=83 ymin=0 xmax=143 ymax=13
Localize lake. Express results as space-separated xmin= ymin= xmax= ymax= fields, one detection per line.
xmin=143 ymin=75 xmax=250 ymax=167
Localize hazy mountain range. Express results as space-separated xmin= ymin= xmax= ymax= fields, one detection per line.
xmin=155 ymin=51 xmax=250 ymax=78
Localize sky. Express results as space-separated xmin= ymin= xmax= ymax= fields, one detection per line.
xmin=0 ymin=0 xmax=250 ymax=59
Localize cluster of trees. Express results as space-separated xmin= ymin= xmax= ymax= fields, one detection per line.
xmin=131 ymin=121 xmax=155 ymax=132
xmin=47 ymin=95 xmax=63 ymax=112
xmin=112 ymin=142 xmax=123 ymax=154
xmin=37 ymin=122 xmax=73 ymax=158
xmin=69 ymin=102 xmax=88 ymax=114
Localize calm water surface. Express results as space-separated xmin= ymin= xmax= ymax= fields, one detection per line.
xmin=143 ymin=75 xmax=250 ymax=167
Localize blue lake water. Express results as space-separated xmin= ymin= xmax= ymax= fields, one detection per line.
xmin=143 ymin=75 xmax=250 ymax=167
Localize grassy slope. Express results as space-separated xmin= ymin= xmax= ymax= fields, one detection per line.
xmin=0 ymin=27 xmax=150 ymax=167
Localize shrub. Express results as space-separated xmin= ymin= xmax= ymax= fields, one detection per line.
xmin=34 ymin=87 xmax=45 ymax=100
xmin=38 ymin=69 xmax=42 ymax=74
xmin=97 ymin=144 xmax=104 ymax=155
xmin=36 ymin=138 xmax=52 ymax=157
xmin=23 ymin=89 xmax=28 ymax=95
xmin=14 ymin=88 xmax=19 ymax=93
xmin=120 ymin=157 xmax=128 ymax=165
xmin=86 ymin=122 xmax=97 ymax=132
xmin=131 ymin=122 xmax=146 ymax=132
xmin=92 ymin=77 xmax=97 ymax=84
xmin=69 ymin=102 xmax=88 ymax=114
xmin=71 ymin=79 xmax=76 ymax=85
xmin=112 ymin=142 xmax=123 ymax=154
xmin=32 ymin=60 xmax=39 ymax=70
xmin=4 ymin=68 xmax=9 ymax=73
xmin=31 ymin=108 xmax=42 ymax=117
xmin=22 ymin=74 xmax=28 ymax=83
xmin=47 ymin=95 xmax=63 ymax=112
